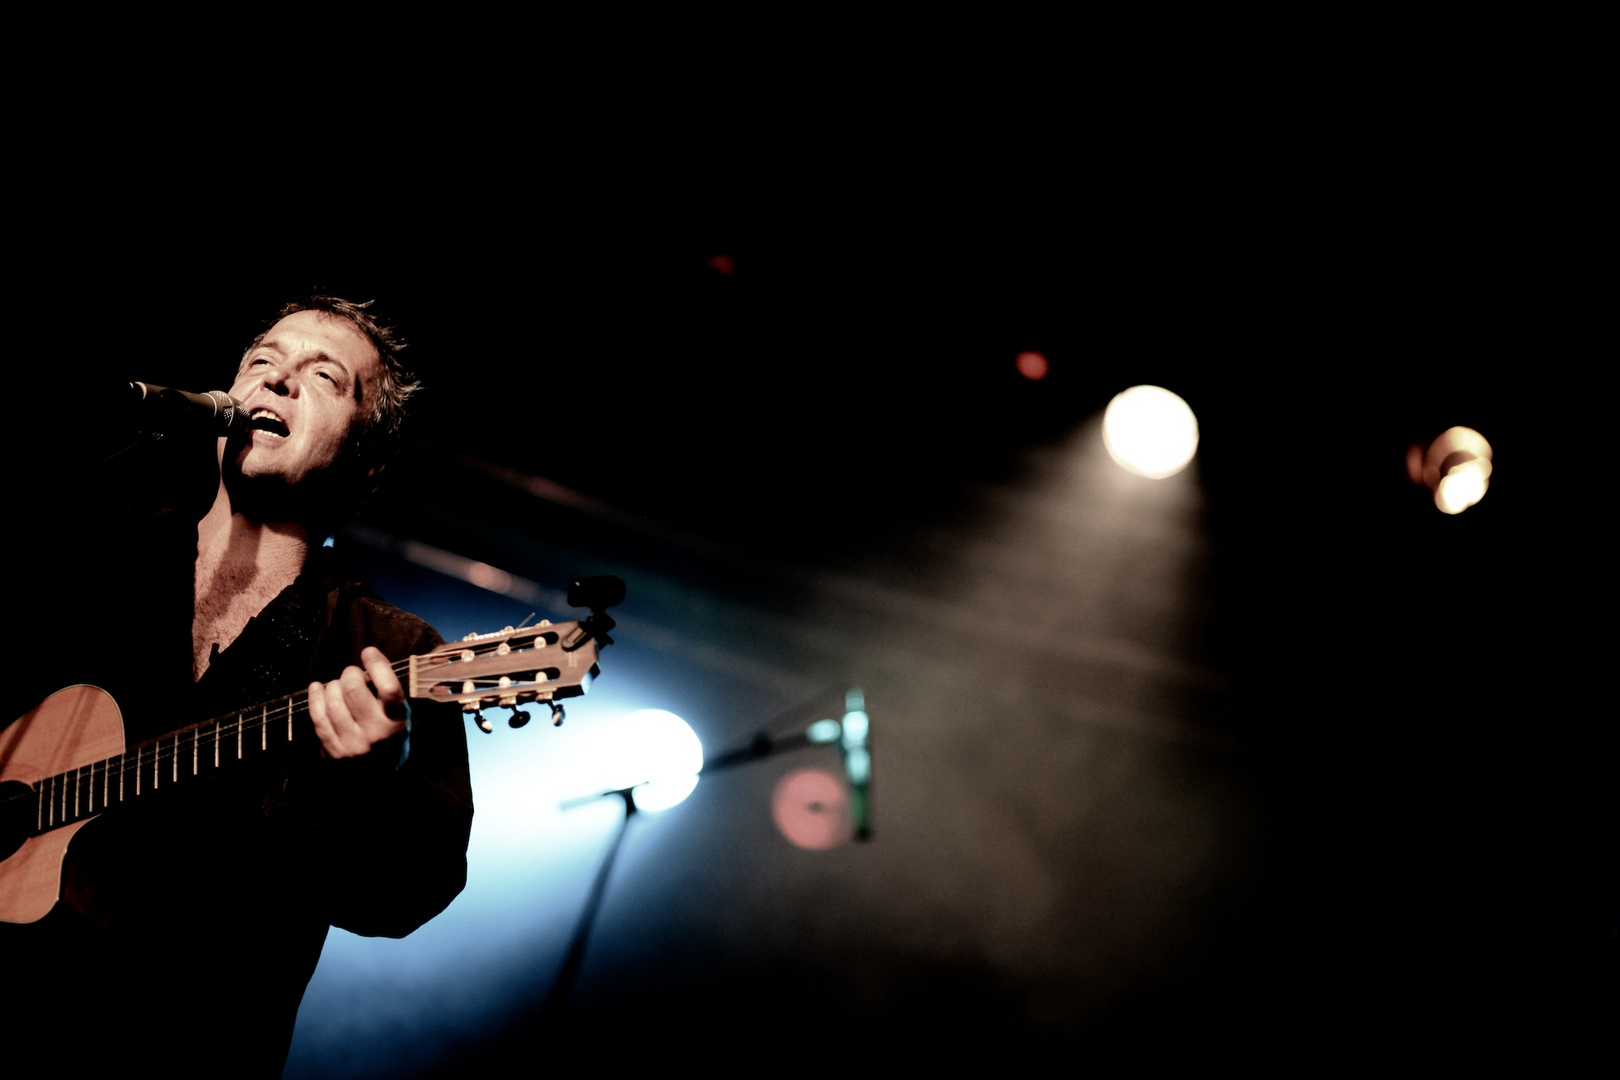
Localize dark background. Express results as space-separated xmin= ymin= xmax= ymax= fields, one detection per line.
xmin=9 ymin=101 xmax=1610 ymax=1071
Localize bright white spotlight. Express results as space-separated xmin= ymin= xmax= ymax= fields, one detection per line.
xmin=598 ymin=709 xmax=703 ymax=812
xmin=633 ymin=772 xmax=701 ymax=812
xmin=1417 ymin=426 xmax=1494 ymax=515
xmin=1102 ymin=385 xmax=1200 ymax=478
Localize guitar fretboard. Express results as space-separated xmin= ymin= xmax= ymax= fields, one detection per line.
xmin=33 ymin=695 xmax=303 ymax=836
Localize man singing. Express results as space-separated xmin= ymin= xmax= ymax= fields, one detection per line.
xmin=4 ymin=296 xmax=474 ymax=1077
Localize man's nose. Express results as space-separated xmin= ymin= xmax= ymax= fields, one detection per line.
xmin=264 ymin=366 xmax=295 ymax=395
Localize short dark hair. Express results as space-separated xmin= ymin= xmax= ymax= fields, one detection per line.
xmin=243 ymin=295 xmax=420 ymax=468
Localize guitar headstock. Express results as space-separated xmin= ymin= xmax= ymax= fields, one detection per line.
xmin=409 ymin=621 xmax=602 ymax=732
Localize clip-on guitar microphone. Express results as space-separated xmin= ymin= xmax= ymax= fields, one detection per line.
xmin=562 ymin=575 xmax=625 ymax=653
xmin=502 ymin=576 xmax=625 ymax=731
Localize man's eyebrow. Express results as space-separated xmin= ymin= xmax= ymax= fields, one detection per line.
xmin=251 ymin=340 xmax=364 ymax=402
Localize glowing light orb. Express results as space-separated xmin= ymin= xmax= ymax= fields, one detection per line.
xmin=633 ymin=772 xmax=701 ymax=812
xmin=1016 ymin=351 xmax=1049 ymax=380
xmin=597 ymin=709 xmax=703 ymax=812
xmin=771 ymin=767 xmax=852 ymax=850
xmin=1102 ymin=385 xmax=1200 ymax=478
xmin=806 ymin=718 xmax=841 ymax=743
xmin=1418 ymin=426 xmax=1494 ymax=515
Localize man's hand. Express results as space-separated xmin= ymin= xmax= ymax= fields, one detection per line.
xmin=308 ymin=645 xmax=410 ymax=759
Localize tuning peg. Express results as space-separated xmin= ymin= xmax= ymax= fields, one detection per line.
xmin=473 ymin=708 xmax=493 ymax=734
xmin=551 ymin=703 xmax=566 ymax=727
xmin=509 ymin=704 xmax=533 ymax=729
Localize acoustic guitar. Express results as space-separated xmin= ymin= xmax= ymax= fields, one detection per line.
xmin=0 ymin=619 xmax=604 ymax=924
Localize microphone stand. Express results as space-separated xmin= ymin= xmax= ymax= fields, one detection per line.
xmin=539 ymin=686 xmax=871 ymax=1022
xmin=539 ymin=787 xmax=638 ymax=1025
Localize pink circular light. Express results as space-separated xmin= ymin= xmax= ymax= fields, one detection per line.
xmin=771 ymin=768 xmax=852 ymax=850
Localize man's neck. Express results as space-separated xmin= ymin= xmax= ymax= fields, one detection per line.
xmin=192 ymin=479 xmax=316 ymax=681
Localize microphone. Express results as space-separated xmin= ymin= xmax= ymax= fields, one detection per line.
xmin=128 ymin=382 xmax=248 ymax=435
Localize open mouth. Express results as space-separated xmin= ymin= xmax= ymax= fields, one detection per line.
xmin=250 ymin=409 xmax=290 ymax=438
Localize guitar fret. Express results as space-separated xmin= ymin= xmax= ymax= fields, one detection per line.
xmin=16 ymin=622 xmax=591 ymax=861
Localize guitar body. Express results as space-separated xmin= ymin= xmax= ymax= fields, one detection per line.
xmin=0 ymin=686 xmax=126 ymax=923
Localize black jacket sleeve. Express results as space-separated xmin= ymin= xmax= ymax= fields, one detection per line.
xmin=290 ymin=591 xmax=475 ymax=938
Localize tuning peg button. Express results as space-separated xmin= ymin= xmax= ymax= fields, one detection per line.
xmin=509 ymin=705 xmax=532 ymax=729
xmin=551 ymin=703 xmax=566 ymax=727
xmin=473 ymin=709 xmax=493 ymax=734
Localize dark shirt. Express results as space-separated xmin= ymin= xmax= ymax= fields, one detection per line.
xmin=4 ymin=430 xmax=474 ymax=1077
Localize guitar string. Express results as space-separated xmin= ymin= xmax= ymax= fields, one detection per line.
xmin=27 ymin=623 xmax=569 ymax=783
xmin=34 ymin=634 xmax=583 ymax=819
xmin=32 ymin=646 xmax=569 ymax=824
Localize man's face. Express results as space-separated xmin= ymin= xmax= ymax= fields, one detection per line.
xmin=227 ymin=310 xmax=382 ymax=489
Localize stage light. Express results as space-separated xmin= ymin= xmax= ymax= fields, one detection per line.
xmin=1102 ymin=385 xmax=1200 ymax=478
xmin=614 ymin=709 xmax=703 ymax=812
xmin=1017 ymin=351 xmax=1049 ymax=380
xmin=1410 ymin=426 xmax=1494 ymax=515
xmin=541 ymin=708 xmax=702 ymax=813
xmin=632 ymin=771 xmax=700 ymax=812
xmin=771 ymin=767 xmax=852 ymax=850
xmin=806 ymin=718 xmax=841 ymax=743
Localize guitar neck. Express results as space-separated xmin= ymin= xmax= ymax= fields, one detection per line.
xmin=33 ymin=692 xmax=308 ymax=837
xmin=27 ymin=617 xmax=605 ymax=839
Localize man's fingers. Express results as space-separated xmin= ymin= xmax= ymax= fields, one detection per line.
xmin=308 ymin=648 xmax=408 ymax=760
xmin=361 ymin=645 xmax=409 ymax=721
xmin=339 ymin=663 xmax=375 ymax=721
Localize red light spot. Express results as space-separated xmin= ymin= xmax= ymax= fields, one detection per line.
xmin=708 ymin=254 xmax=736 ymax=276
xmin=1016 ymin=351 xmax=1049 ymax=380
xmin=771 ymin=768 xmax=852 ymax=850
